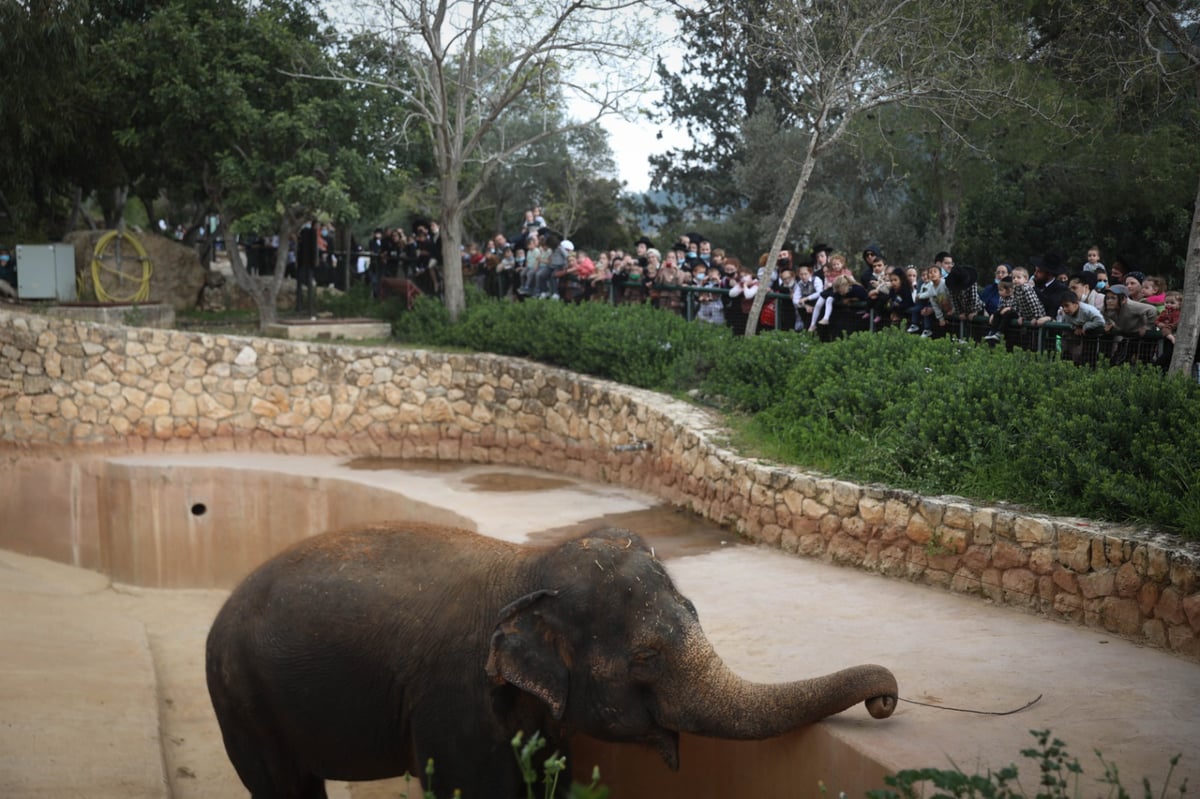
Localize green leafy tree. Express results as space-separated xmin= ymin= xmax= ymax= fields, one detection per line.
xmin=649 ymin=0 xmax=801 ymax=213
xmin=729 ymin=0 xmax=1038 ymax=334
xmin=1016 ymin=0 xmax=1200 ymax=374
xmin=105 ymin=0 xmax=404 ymax=326
xmin=0 ymin=0 xmax=136 ymax=238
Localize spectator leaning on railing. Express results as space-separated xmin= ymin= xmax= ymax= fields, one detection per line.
xmin=1102 ymin=285 xmax=1158 ymax=337
xmin=1057 ymin=291 xmax=1106 ymax=365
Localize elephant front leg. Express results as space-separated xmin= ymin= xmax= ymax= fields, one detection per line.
xmin=412 ymin=731 xmax=526 ymax=799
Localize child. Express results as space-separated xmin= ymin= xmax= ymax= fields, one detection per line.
xmin=913 ymin=265 xmax=948 ymax=337
xmin=1082 ymin=245 xmax=1104 ymax=274
xmin=728 ymin=261 xmax=760 ymax=336
xmin=588 ymin=256 xmax=611 ymax=302
xmin=1011 ymin=266 xmax=1048 ymax=327
xmin=1156 ymin=290 xmax=1182 ymax=334
xmin=772 ymin=267 xmax=797 ymax=331
xmin=808 ymin=253 xmax=847 ymax=330
xmin=1057 ymin=292 xmax=1105 ymax=365
xmin=827 ymin=274 xmax=870 ymax=336
xmin=1142 ymin=276 xmax=1167 ymax=309
xmin=696 ymin=266 xmax=726 ymax=325
xmin=882 ymin=267 xmax=915 ymax=328
xmin=793 ymin=263 xmax=823 ymax=330
xmin=983 ymin=278 xmax=1016 ymax=343
xmin=1155 ymin=291 xmax=1183 ymax=369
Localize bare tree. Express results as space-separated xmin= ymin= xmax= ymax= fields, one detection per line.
xmin=735 ymin=0 xmax=1040 ymax=335
xmin=345 ymin=0 xmax=659 ymax=321
xmin=1142 ymin=1 xmax=1200 ymax=375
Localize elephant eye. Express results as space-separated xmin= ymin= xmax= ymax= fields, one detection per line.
xmin=630 ymin=648 xmax=661 ymax=680
xmin=632 ymin=648 xmax=659 ymax=663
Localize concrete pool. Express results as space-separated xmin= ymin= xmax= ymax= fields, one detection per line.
xmin=1 ymin=453 xmax=1196 ymax=798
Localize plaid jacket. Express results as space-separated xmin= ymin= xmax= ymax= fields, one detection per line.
xmin=950 ymin=284 xmax=985 ymax=318
xmin=1013 ymin=283 xmax=1045 ymax=320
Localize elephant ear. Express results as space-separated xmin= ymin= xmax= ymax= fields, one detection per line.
xmin=485 ymin=589 xmax=569 ymax=719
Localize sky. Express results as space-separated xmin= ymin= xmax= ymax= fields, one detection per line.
xmin=566 ymin=5 xmax=691 ymax=194
xmin=599 ymin=108 xmax=691 ymax=194
xmin=330 ymin=0 xmax=691 ymax=194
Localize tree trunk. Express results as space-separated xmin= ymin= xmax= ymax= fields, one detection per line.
xmin=441 ymin=176 xmax=466 ymax=323
xmin=217 ymin=214 xmax=288 ymax=329
xmin=745 ymin=124 xmax=823 ymax=336
xmin=1168 ymin=168 xmax=1200 ymax=376
xmin=938 ymin=177 xmax=961 ymax=251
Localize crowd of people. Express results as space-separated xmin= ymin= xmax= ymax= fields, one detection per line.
xmin=395 ymin=209 xmax=1181 ymax=369
xmin=215 ymin=204 xmax=1188 ymax=371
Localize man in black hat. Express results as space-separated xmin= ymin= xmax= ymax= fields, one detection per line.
xmin=859 ymin=244 xmax=885 ymax=288
xmin=1032 ymin=254 xmax=1072 ymax=319
xmin=810 ymin=243 xmax=832 ymax=280
xmin=634 ymin=236 xmax=654 ymax=268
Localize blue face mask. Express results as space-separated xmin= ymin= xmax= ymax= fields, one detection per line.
xmin=0 ymin=255 xmax=9 ymax=264
xmin=1096 ymin=280 xmax=1107 ymax=290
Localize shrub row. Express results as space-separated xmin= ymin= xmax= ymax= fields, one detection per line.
xmin=386 ymin=293 xmax=1200 ymax=536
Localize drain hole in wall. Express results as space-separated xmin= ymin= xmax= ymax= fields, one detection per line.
xmin=191 ymin=503 xmax=208 ymax=517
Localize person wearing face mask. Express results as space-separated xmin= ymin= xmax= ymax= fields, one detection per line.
xmin=0 ymin=247 xmax=16 ymax=294
xmin=1068 ymin=271 xmax=1105 ymax=312
xmin=981 ymin=262 xmax=1011 ymax=315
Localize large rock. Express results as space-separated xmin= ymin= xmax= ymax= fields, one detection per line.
xmin=65 ymin=231 xmax=206 ymax=311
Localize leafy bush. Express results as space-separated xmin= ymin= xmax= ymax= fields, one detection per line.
xmin=396 ymin=296 xmax=728 ymax=389
xmin=386 ymin=296 xmax=1200 ymax=536
xmin=317 ymin=282 xmax=388 ymax=319
xmin=868 ymin=729 xmax=1187 ymax=799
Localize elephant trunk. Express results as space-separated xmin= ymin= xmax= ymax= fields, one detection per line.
xmin=657 ymin=630 xmax=898 ymax=740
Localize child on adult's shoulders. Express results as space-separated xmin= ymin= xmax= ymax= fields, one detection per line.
xmin=1082 ymin=245 xmax=1105 ymax=274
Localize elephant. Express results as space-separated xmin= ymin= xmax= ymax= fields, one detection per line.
xmin=205 ymin=523 xmax=898 ymax=798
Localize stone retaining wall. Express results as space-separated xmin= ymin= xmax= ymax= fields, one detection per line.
xmin=2 ymin=308 xmax=1198 ymax=659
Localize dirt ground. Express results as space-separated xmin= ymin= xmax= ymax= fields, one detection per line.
xmin=2 ymin=459 xmax=1197 ymax=798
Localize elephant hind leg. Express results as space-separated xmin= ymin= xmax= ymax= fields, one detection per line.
xmin=220 ymin=726 xmax=327 ymax=799
xmin=249 ymin=774 xmax=326 ymax=799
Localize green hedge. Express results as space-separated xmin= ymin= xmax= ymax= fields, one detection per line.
xmin=389 ymin=295 xmax=1200 ymax=537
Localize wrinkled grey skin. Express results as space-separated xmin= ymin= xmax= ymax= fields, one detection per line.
xmin=206 ymin=523 xmax=898 ymax=798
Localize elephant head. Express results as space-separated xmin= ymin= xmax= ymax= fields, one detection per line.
xmin=486 ymin=528 xmax=897 ymax=769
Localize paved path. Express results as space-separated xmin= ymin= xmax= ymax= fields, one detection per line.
xmin=2 ymin=458 xmax=1196 ymax=798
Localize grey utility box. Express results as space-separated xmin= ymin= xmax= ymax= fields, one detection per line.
xmin=16 ymin=244 xmax=77 ymax=301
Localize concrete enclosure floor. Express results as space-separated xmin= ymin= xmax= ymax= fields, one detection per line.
xmin=1 ymin=455 xmax=1197 ymax=798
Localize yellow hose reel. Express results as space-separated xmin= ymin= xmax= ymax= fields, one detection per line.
xmin=89 ymin=230 xmax=153 ymax=303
